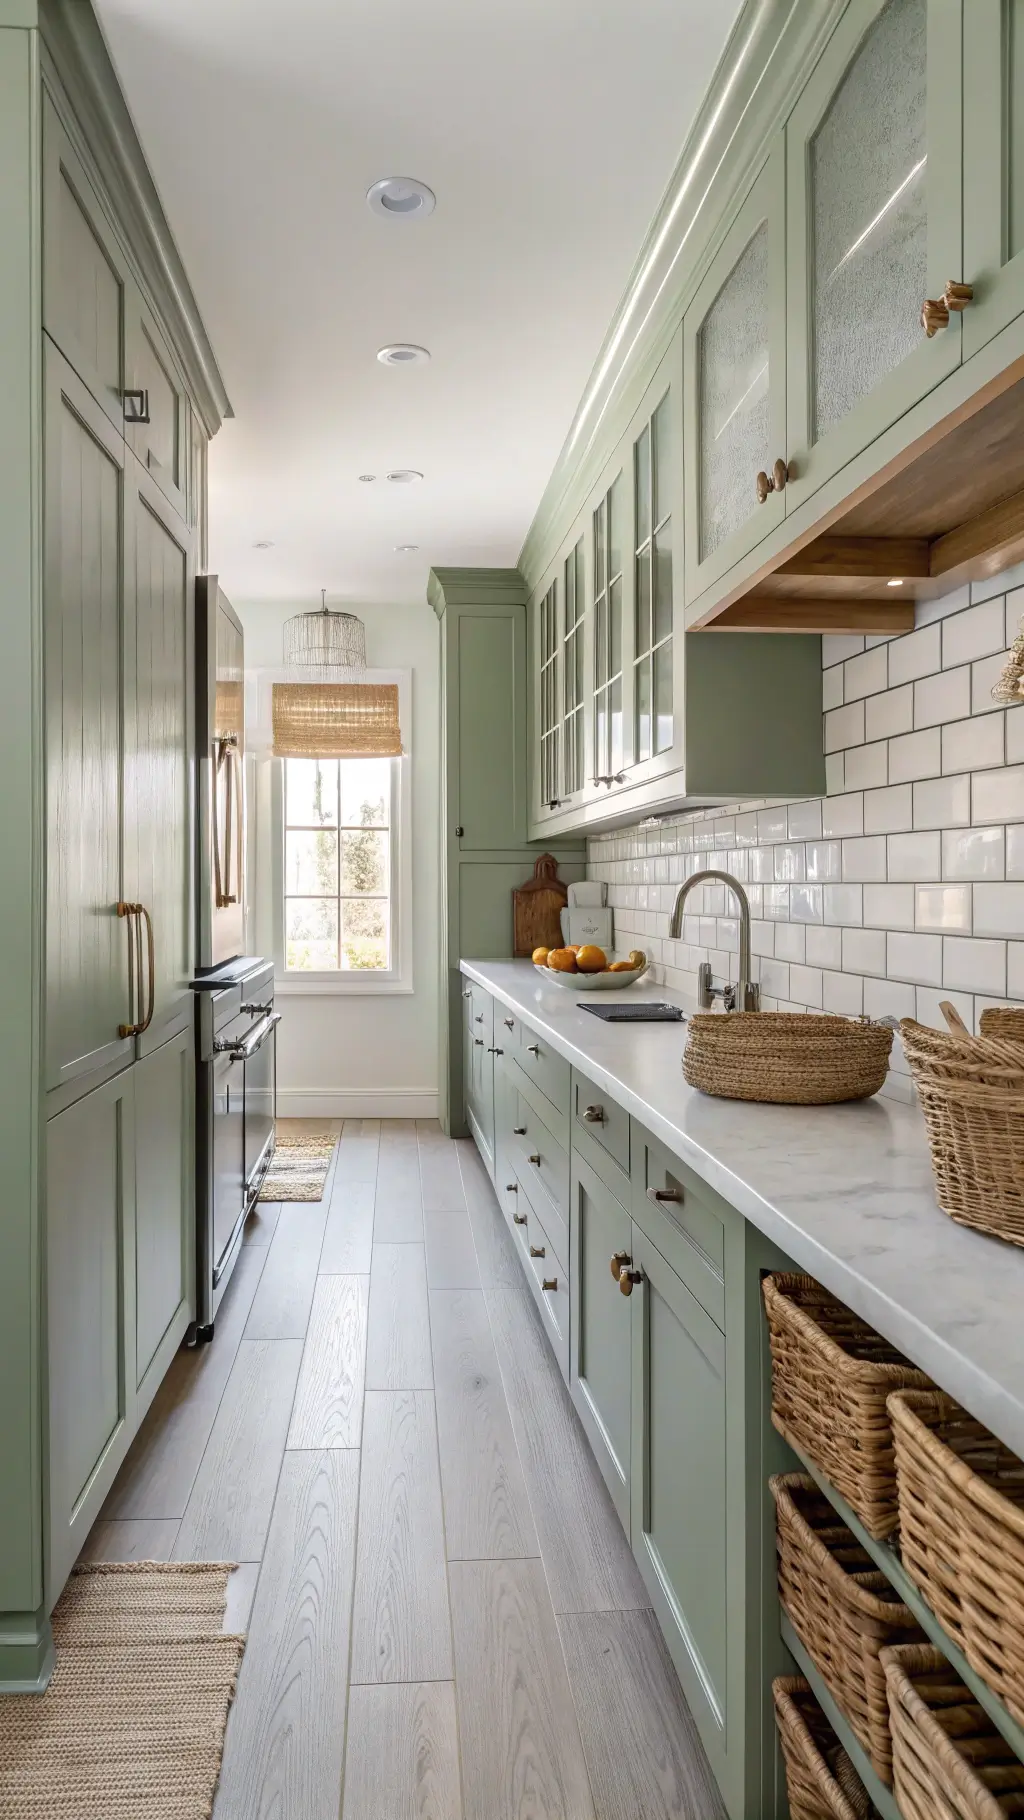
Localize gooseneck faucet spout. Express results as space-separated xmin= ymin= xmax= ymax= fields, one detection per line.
xmin=668 ymin=868 xmax=760 ymax=1012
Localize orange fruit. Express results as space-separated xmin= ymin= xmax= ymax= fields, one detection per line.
xmin=532 ymin=946 xmax=550 ymax=966
xmin=547 ymin=947 xmax=578 ymax=972
xmin=627 ymin=950 xmax=646 ymax=969
xmin=608 ymin=960 xmax=634 ymax=972
xmin=576 ymin=944 xmax=608 ymax=973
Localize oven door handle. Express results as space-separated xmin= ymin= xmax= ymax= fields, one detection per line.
xmin=214 ymin=1010 xmax=280 ymax=1061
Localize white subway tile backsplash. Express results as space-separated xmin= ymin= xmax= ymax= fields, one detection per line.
xmin=774 ymin=844 xmax=806 ymax=882
xmin=822 ymin=970 xmax=863 ymax=1015
xmin=887 ymin=931 xmax=943 ymax=986
xmin=842 ymin=836 xmax=888 ymax=882
xmin=758 ymin=806 xmax=789 ymax=843
xmin=1007 ymin=826 xmax=1024 ymax=879
xmin=1007 ymin=708 xmax=1024 ymax=764
xmin=822 ymin=793 xmax=864 ymax=838
xmin=888 ymin=622 xmax=942 ymax=686
xmin=942 ymin=598 xmax=1007 ymax=667
xmin=916 ymin=584 xmax=970 ymax=627
xmin=887 ymin=830 xmax=941 ymax=882
xmin=823 ymin=665 xmax=844 ymax=711
xmin=913 ymin=773 xmax=971 ymax=829
xmin=751 ymin=920 xmax=775 ymax=957
xmin=863 ymin=976 xmax=916 ymax=1022
xmin=822 ymin=635 xmax=865 ymax=667
xmin=864 ymin=784 xmax=913 ymax=834
xmin=805 ymin=841 xmax=841 ymax=882
xmin=734 ymin=811 xmax=759 ymax=846
xmin=824 ymin=884 xmax=863 ymax=926
xmin=916 ymin=987 xmax=974 ymax=1031
xmin=972 ymin=649 xmax=1013 ymax=716
xmin=915 ymin=885 xmax=971 ymax=932
xmin=763 ymin=884 xmax=790 ymax=919
xmin=758 ymin=958 xmax=791 ymax=999
xmin=842 ymin=927 xmax=887 ymax=976
xmin=943 ymin=936 xmax=1006 ymax=996
xmin=943 ymin=825 xmax=1005 ymax=880
xmin=788 ymin=799 xmax=823 ymax=841
xmin=973 ymin=882 xmax=1024 ymax=939
xmin=825 ymin=752 xmax=845 ymax=795
xmin=806 ymin=925 xmax=842 ymax=968
xmin=789 ymin=964 xmax=823 ymax=1007
xmin=825 ymin=701 xmax=865 ymax=753
xmin=889 ymin=727 xmax=942 ymax=783
xmin=864 ymin=883 xmax=915 ymax=929
xmin=973 ymin=766 xmax=1024 ymax=824
xmin=1009 ymin=942 xmax=1024 ymax=998
xmin=865 ymin=684 xmax=914 ymax=743
xmin=775 ymin=923 xmax=806 ymax=963
xmin=843 ymin=742 xmax=889 ymax=790
xmin=914 ymin=665 xmax=971 ymax=729
xmin=844 ymin=644 xmax=889 ymax=701
xmin=790 ymin=884 xmax=824 ymax=922
xmin=942 ymin=713 xmax=1004 ymax=774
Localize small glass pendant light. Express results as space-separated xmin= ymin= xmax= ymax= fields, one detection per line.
xmin=282 ymin=589 xmax=367 ymax=680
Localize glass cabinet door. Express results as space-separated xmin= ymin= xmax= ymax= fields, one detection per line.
xmin=784 ymin=0 xmax=963 ymax=513
xmin=633 ymin=392 xmax=674 ymax=762
xmin=561 ymin=537 xmax=585 ymax=799
xmin=592 ymin=473 xmax=625 ymax=786
xmin=963 ymin=0 xmax=1024 ymax=359
xmin=683 ymin=148 xmax=787 ymax=602
xmin=538 ymin=579 xmax=560 ymax=810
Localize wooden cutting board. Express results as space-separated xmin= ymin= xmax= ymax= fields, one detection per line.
xmin=512 ymin=854 xmax=568 ymax=957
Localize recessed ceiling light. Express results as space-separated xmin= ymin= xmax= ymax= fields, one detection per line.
xmin=888 ymin=578 xmax=904 ymax=587
xmin=366 ymin=177 xmax=436 ymax=220
xmin=377 ymin=343 xmax=431 ymax=367
xmin=395 ymin=544 xmax=420 ymax=553
xmin=253 ymin=540 xmax=274 ymax=549
xmin=386 ymin=469 xmax=423 ymax=484
xmin=358 ymin=474 xmax=377 ymax=483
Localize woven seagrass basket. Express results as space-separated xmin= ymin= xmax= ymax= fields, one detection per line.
xmin=900 ymin=1002 xmax=1024 ymax=1247
xmin=770 ymin=1473 xmax=923 ymax=1784
xmin=773 ymin=1677 xmax=879 ymax=1820
xmin=889 ymin=1389 xmax=1024 ymax=1727
xmin=763 ymin=1275 xmax=931 ymax=1539
xmin=882 ymin=1644 xmax=1024 ymax=1820
xmin=683 ymin=1012 xmax=893 ymax=1104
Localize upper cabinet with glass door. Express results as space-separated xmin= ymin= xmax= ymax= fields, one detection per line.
xmin=683 ymin=147 xmax=787 ymax=601
xmin=592 ymin=470 xmax=626 ymax=791
xmin=561 ymin=537 xmax=586 ymax=802
xmin=963 ymin=0 xmax=1024 ymax=359
xmin=538 ymin=577 xmax=560 ymax=812
xmin=783 ymin=0 xmax=963 ymax=513
xmin=632 ymin=382 xmax=680 ymax=775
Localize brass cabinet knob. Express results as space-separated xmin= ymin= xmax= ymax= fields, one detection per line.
xmin=921 ymin=295 xmax=950 ymax=337
xmin=944 ymin=279 xmax=974 ymax=313
xmin=755 ymin=458 xmax=789 ymax=504
xmin=462 ymin=988 xmax=472 ymax=999
xmin=529 ymin=1244 xmax=546 ymax=1258
xmin=487 ymin=1046 xmax=503 ymax=1055
xmin=529 ymin=1153 xmax=541 ymax=1166
xmin=513 ymin=1212 xmax=527 ymax=1226
xmin=474 ymin=1014 xmax=484 ymax=1024
xmin=647 ymin=1184 xmax=684 ymax=1207
xmin=610 ymin=1249 xmax=631 ymax=1281
xmin=542 ymin=1277 xmax=558 ymax=1292
xmin=505 ymin=1182 xmax=518 ymax=1193
xmin=513 ymin=1126 xmax=527 ymax=1136
xmin=526 ymin=1043 xmax=541 ymax=1056
xmin=583 ymin=1105 xmax=605 ymax=1123
xmin=474 ymin=1038 xmax=484 ymax=1046
xmin=504 ymin=1018 xmax=515 ymax=1029
xmin=618 ymin=1265 xmax=643 ymax=1296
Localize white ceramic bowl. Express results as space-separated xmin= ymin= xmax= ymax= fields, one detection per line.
xmin=534 ymin=953 xmax=650 ymax=991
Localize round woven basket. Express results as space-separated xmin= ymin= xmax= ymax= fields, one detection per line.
xmin=682 ymin=1013 xmax=893 ymax=1105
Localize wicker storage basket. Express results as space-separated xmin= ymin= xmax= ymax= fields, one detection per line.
xmin=771 ymin=1473 xmax=923 ymax=1783
xmin=899 ymin=1001 xmax=1024 ymax=1247
xmin=773 ymin=1677 xmax=879 ymax=1820
xmin=889 ymin=1389 xmax=1024 ymax=1726
xmin=682 ymin=1012 xmax=893 ymax=1104
xmin=762 ymin=1274 xmax=931 ymax=1539
xmin=882 ymin=1644 xmax=1024 ymax=1820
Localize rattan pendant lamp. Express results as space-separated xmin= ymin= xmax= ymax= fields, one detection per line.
xmin=282 ymin=588 xmax=367 ymax=681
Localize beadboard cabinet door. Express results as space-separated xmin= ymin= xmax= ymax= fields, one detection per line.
xmin=124 ymin=283 xmax=189 ymax=522
xmin=42 ymin=92 xmax=126 ymax=436
xmin=133 ymin=1025 xmax=194 ymax=1400
xmin=456 ymin=612 xmax=528 ymax=850
xmin=963 ymin=0 xmax=1024 ymax=358
xmin=569 ymin=1152 xmax=632 ymax=1528
xmin=44 ymin=344 xmax=134 ymax=1095
xmin=784 ymin=0 xmax=963 ymax=514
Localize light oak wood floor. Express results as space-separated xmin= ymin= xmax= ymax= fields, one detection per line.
xmin=87 ymin=1118 xmax=725 ymax=1820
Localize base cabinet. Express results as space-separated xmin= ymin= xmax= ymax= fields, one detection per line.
xmin=134 ymin=1027 xmax=194 ymax=1400
xmin=569 ymin=1151 xmax=633 ymax=1528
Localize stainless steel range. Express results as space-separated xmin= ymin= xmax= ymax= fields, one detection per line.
xmin=193 ymin=957 xmax=279 ymax=1336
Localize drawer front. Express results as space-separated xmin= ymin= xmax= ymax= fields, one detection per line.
xmin=517 ymin=1024 xmax=571 ymax=1116
xmin=469 ymin=983 xmax=493 ymax=1046
xmin=515 ymin=1155 xmax=568 ymax=1280
xmin=572 ymin=1069 xmax=630 ymax=1178
xmin=632 ymin=1128 xmax=725 ymax=1330
xmin=510 ymin=1092 xmax=569 ymax=1216
xmin=494 ymin=1003 xmax=522 ymax=1059
xmin=520 ymin=1177 xmax=570 ymax=1354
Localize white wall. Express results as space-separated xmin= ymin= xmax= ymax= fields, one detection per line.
xmin=238 ymin=598 xmax=440 ymax=1118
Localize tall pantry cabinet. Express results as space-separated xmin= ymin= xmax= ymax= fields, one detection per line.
xmin=0 ymin=0 xmax=230 ymax=1687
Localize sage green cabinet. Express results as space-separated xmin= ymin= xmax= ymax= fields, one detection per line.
xmin=124 ymin=287 xmax=189 ymax=521
xmin=457 ymin=609 xmax=528 ymax=850
xmin=134 ymin=1026 xmax=194 ymax=1398
xmin=963 ymin=0 xmax=1024 ymax=358
xmin=783 ymin=0 xmax=964 ymax=514
xmin=570 ymin=1150 xmax=632 ymax=1527
xmin=463 ymin=982 xmax=494 ymax=1174
xmin=42 ymin=91 xmax=126 ymax=435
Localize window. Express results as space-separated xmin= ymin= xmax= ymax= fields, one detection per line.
xmin=561 ymin=538 xmax=585 ymax=797
xmin=634 ymin=392 xmax=673 ymax=761
xmin=283 ymin=756 xmax=393 ymax=971
xmin=539 ymin=580 xmax=560 ymax=807
xmin=593 ymin=472 xmax=624 ymax=783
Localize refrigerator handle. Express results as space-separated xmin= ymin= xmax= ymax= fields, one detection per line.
xmin=214 ymin=735 xmax=239 ymax=907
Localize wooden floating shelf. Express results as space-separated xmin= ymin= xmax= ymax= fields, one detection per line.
xmin=699 ymin=358 xmax=1024 ymax=632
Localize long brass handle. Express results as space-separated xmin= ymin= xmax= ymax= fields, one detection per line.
xmin=647 ymin=1185 xmax=684 ymax=1207
xmin=117 ymin=901 xmax=141 ymax=1037
xmin=136 ymin=903 xmax=155 ymax=1033
xmin=233 ymin=743 xmax=244 ymax=906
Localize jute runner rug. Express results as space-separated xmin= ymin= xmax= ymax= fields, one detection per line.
xmin=0 ymin=1562 xmax=243 ymax=1819
xmin=257 ymin=1133 xmax=334 ymax=1202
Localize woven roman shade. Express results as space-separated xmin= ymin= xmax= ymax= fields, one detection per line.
xmin=272 ymin=682 xmax=402 ymax=758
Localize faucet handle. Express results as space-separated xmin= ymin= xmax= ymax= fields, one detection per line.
xmin=696 ymin=961 xmax=715 ymax=1009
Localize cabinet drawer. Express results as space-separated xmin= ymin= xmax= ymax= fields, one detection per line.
xmin=572 ymin=1068 xmax=630 ymax=1178
xmin=469 ymin=983 xmax=493 ymax=1045
xmin=517 ymin=1024 xmax=570 ymax=1116
xmin=493 ymin=1003 xmax=522 ymax=1057
xmin=632 ymin=1128 xmax=725 ymax=1330
xmin=515 ymin=1154 xmax=568 ymax=1280
xmin=510 ymin=1092 xmax=569 ymax=1216
xmin=518 ymin=1171 xmax=570 ymax=1357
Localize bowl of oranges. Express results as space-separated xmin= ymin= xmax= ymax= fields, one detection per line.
xmin=531 ymin=943 xmax=650 ymax=990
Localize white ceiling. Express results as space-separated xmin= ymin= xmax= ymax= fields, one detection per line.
xmin=96 ymin=0 xmax=739 ymax=606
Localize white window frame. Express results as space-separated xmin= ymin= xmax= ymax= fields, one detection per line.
xmin=247 ymin=666 xmax=413 ymax=996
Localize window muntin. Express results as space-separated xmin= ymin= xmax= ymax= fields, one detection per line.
xmin=539 ymin=580 xmax=559 ymax=806
xmin=593 ymin=473 xmax=624 ymax=782
xmin=561 ymin=538 xmax=585 ymax=797
xmin=283 ymin=755 xmax=392 ymax=971
xmin=634 ymin=392 xmax=673 ymax=761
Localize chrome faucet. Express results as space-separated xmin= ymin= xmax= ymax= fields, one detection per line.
xmin=668 ymin=868 xmax=760 ymax=1012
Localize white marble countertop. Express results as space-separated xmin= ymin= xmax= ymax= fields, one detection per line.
xmin=462 ymin=958 xmax=1024 ymax=1457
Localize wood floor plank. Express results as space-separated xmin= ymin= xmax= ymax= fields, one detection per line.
xmin=102 ymin=1243 xmax=266 ymax=1520
xmin=380 ymin=1117 xmax=419 ymax=1147
xmin=223 ymin=1562 xmax=261 ymax=1635
xmin=214 ymin=1450 xmax=359 ymax=1820
xmin=79 ymin=1518 xmax=179 ymax=1563
xmin=558 ymin=1609 xmax=726 ymax=1819
xmin=418 ymin=1131 xmax=467 ymax=1214
xmin=343 ymin=1683 xmax=462 ymax=1820
xmin=244 ymin=1202 xmax=281 ymax=1248
xmin=173 ymin=1338 xmax=303 ymax=1562
xmin=373 ymin=1149 xmax=424 ymax=1242
xmin=486 ymin=1275 xmax=649 ymax=1616
xmin=457 ymin=1142 xmax=522 ymax=1290
xmin=450 ymin=1558 xmax=596 ymax=1820
xmin=430 ymin=1290 xmax=537 ymax=1561
xmin=320 ymin=1178 xmax=375 ymax=1274
xmin=366 ymin=1244 xmax=433 ymax=1390
xmin=335 ymin=1120 xmax=380 ymax=1186
xmin=423 ymin=1206 xmax=481 ymax=1289
xmin=287 ymin=1274 xmax=369 ymax=1449
xmin=244 ymin=1202 xmax=330 ymax=1340
xmin=350 ymin=1390 xmax=452 ymax=1684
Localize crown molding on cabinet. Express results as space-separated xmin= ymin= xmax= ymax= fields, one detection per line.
xmin=517 ymin=0 xmax=846 ymax=595
xmin=39 ymin=0 xmax=232 ymax=437
xmin=428 ymin=566 xmax=528 ymax=618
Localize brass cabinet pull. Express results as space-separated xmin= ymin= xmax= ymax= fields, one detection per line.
xmin=513 ymin=1212 xmax=528 ymax=1226
xmin=618 ymin=1265 xmax=642 ymax=1296
xmin=610 ymin=1249 xmax=631 ymax=1281
xmin=922 ymin=280 xmax=974 ymax=337
xmin=542 ymin=1277 xmax=558 ymax=1292
xmin=117 ymin=900 xmax=141 ymax=1037
xmin=137 ymin=902 xmax=155 ymax=1033
xmin=474 ymin=1014 xmax=484 ymax=1024
xmin=647 ymin=1184 xmax=684 ymax=1207
xmin=528 ymin=1153 xmax=541 ymax=1166
xmin=474 ymin=1038 xmax=484 ymax=1047
xmin=583 ymin=1105 xmax=605 ymax=1123
xmin=487 ymin=1046 xmax=503 ymax=1055
xmin=504 ymin=1017 xmax=515 ymax=1029
xmin=214 ymin=735 xmax=240 ymax=906
xmin=513 ymin=1126 xmax=527 ymax=1135
xmin=529 ymin=1244 xmax=546 ymax=1258
xmin=505 ymin=1182 xmax=518 ymax=1193
xmin=526 ymin=1043 xmax=541 ymax=1056
xmin=755 ymin=457 xmax=789 ymax=504
xmin=463 ymin=988 xmax=472 ymax=999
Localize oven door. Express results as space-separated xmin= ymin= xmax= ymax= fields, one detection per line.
xmin=212 ymin=1046 xmax=246 ymax=1281
xmin=244 ymin=1011 xmax=279 ymax=1203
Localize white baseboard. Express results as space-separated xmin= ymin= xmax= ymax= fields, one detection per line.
xmin=277 ymin=1087 xmax=439 ymax=1120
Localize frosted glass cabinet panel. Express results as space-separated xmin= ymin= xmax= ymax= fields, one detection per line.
xmin=634 ymin=392 xmax=673 ymax=762
xmin=963 ymin=0 xmax=1024 ymax=357
xmin=683 ymin=149 xmax=787 ymax=601
xmin=561 ymin=538 xmax=585 ymax=799
xmin=538 ymin=579 xmax=559 ymax=809
xmin=785 ymin=0 xmax=963 ymax=513
xmin=592 ymin=473 xmax=625 ymax=785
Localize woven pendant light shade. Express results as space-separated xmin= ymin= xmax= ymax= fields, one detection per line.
xmin=282 ymin=590 xmax=367 ymax=680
